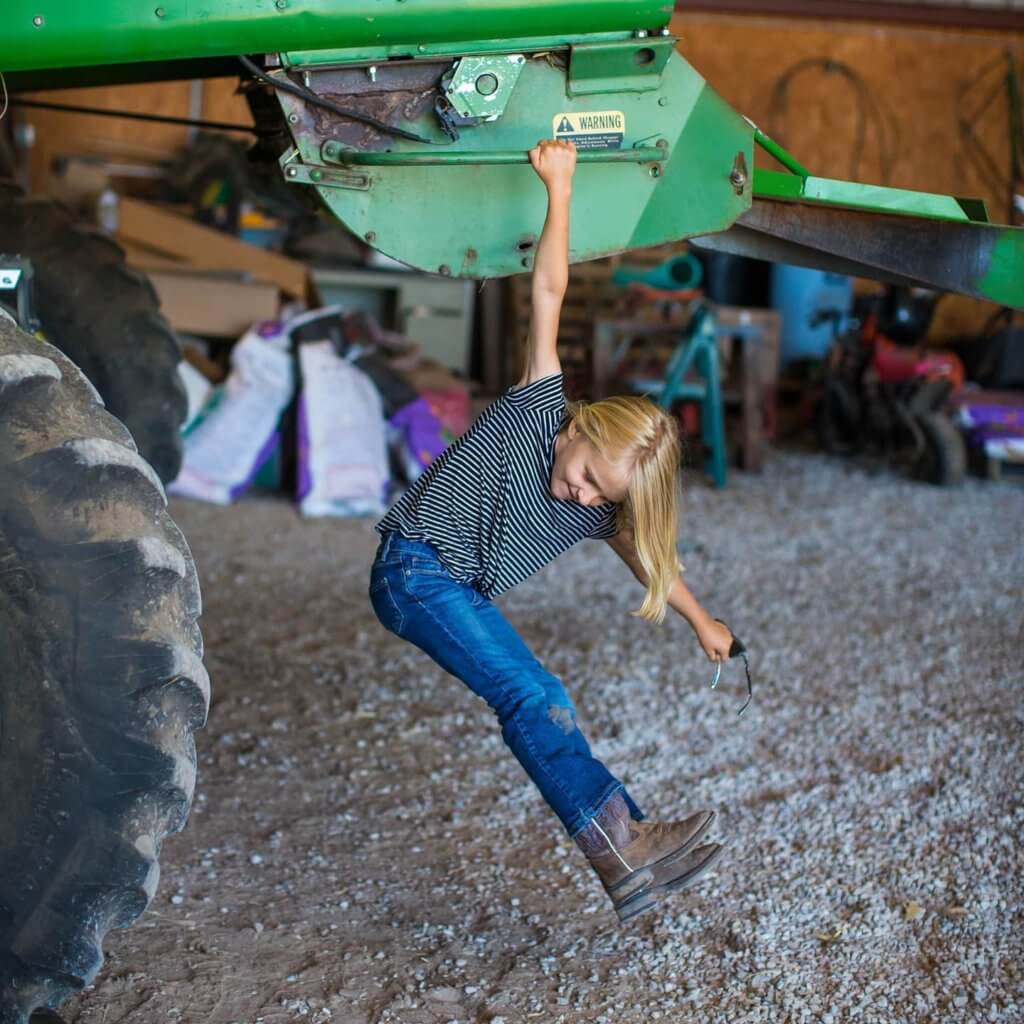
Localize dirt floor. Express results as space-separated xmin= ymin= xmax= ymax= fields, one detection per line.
xmin=62 ymin=452 xmax=1023 ymax=1024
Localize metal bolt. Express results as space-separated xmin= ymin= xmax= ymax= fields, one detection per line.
xmin=475 ymin=73 xmax=498 ymax=96
xmin=658 ymin=96 xmax=668 ymax=107
xmin=521 ymin=257 xmax=532 ymax=269
xmin=649 ymin=165 xmax=661 ymax=178
xmin=656 ymin=138 xmax=668 ymax=148
xmin=310 ymin=169 xmax=323 ymax=182
xmin=635 ymin=29 xmax=648 ymax=38
xmin=367 ymin=65 xmax=377 ymax=83
xmin=660 ymin=27 xmax=671 ymax=36
xmin=324 ymin=142 xmax=338 ymax=158
xmin=32 ymin=15 xmax=43 ymax=26
xmin=288 ymin=113 xmax=299 ymax=124
xmin=1 ymin=276 xmax=11 ymax=286
xmin=417 ymin=44 xmax=427 ymax=53
xmin=438 ymin=264 xmax=451 ymax=276
xmin=155 ymin=7 xmax=165 ymax=16
xmin=286 ymin=166 xmax=298 ymax=178
xmin=729 ymin=152 xmax=749 ymax=195
xmin=275 ymin=0 xmax=287 ymax=8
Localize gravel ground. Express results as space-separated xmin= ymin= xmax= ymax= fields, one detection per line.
xmin=62 ymin=451 xmax=1023 ymax=1024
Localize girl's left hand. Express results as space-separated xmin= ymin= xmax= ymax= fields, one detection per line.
xmin=695 ymin=617 xmax=734 ymax=663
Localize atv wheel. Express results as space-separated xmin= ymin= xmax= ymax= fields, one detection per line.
xmin=912 ymin=411 xmax=966 ymax=486
xmin=0 ymin=318 xmax=208 ymax=1022
xmin=0 ymin=189 xmax=187 ymax=483
xmin=817 ymin=375 xmax=862 ymax=455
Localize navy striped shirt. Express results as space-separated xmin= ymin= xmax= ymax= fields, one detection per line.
xmin=376 ymin=373 xmax=618 ymax=598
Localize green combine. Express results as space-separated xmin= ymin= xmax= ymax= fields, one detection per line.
xmin=1 ymin=2 xmax=1020 ymax=1020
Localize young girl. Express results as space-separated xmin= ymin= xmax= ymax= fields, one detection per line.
xmin=370 ymin=138 xmax=735 ymax=924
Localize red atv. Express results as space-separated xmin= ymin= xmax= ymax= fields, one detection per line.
xmin=818 ymin=288 xmax=967 ymax=485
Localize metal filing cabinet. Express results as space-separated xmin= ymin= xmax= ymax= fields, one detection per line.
xmin=311 ymin=267 xmax=475 ymax=375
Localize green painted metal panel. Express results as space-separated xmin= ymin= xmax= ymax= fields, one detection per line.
xmin=628 ymin=80 xmax=748 ymax=250
xmin=754 ymin=169 xmax=977 ymax=221
xmin=567 ymin=36 xmax=675 ymax=96
xmin=747 ymin=149 xmax=1024 ymax=306
xmin=978 ymin=230 xmax=1024 ymax=307
xmin=0 ymin=0 xmax=670 ymax=73
xmin=286 ymin=49 xmax=752 ymax=279
xmin=282 ymin=31 xmax=636 ymax=68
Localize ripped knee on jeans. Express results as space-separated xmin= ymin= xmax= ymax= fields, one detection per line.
xmin=547 ymin=703 xmax=577 ymax=735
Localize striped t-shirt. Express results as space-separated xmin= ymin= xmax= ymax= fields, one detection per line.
xmin=376 ymin=372 xmax=618 ymax=598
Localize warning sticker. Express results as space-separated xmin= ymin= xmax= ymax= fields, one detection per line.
xmin=552 ymin=110 xmax=625 ymax=150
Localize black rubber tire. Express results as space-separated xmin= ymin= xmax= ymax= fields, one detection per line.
xmin=912 ymin=410 xmax=967 ymax=486
xmin=0 ymin=190 xmax=187 ymax=483
xmin=0 ymin=319 xmax=209 ymax=1022
xmin=0 ymin=183 xmax=23 ymax=209
xmin=817 ymin=375 xmax=862 ymax=455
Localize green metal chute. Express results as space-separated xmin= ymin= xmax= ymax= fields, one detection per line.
xmin=1 ymin=0 xmax=670 ymax=73
xmin=4 ymin=0 xmax=1021 ymax=306
xmin=276 ymin=40 xmax=1022 ymax=306
xmin=279 ymin=48 xmax=753 ymax=280
xmin=690 ymin=130 xmax=1024 ymax=308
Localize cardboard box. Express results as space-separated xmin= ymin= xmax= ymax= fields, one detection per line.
xmin=145 ymin=267 xmax=279 ymax=338
xmin=402 ymin=358 xmax=473 ymax=395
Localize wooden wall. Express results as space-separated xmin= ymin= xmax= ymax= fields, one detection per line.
xmin=17 ymin=78 xmax=252 ymax=192
xmin=671 ymin=11 xmax=1023 ymax=336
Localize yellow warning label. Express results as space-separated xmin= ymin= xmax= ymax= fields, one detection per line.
xmin=552 ymin=110 xmax=625 ymax=150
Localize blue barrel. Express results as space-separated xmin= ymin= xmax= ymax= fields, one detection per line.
xmin=771 ymin=264 xmax=853 ymax=364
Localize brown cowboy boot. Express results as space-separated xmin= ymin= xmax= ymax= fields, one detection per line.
xmin=574 ymin=791 xmax=722 ymax=922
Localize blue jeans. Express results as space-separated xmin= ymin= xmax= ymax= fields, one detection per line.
xmin=369 ymin=532 xmax=644 ymax=838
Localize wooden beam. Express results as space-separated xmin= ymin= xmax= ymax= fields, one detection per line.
xmin=117 ymin=197 xmax=308 ymax=299
xmin=676 ymin=1 xmax=1024 ymax=31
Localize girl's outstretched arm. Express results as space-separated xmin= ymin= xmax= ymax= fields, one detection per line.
xmin=517 ymin=138 xmax=576 ymax=388
xmin=605 ymin=529 xmax=734 ymax=662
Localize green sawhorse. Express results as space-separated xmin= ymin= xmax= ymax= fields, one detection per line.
xmin=593 ymin=301 xmax=728 ymax=487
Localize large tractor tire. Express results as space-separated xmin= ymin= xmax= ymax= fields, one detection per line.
xmin=0 ymin=318 xmax=209 ymax=1021
xmin=0 ymin=188 xmax=187 ymax=484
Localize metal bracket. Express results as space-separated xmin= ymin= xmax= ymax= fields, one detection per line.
xmin=279 ymin=146 xmax=371 ymax=191
xmin=568 ymin=37 xmax=674 ymax=97
xmin=730 ymin=152 xmax=749 ymax=196
xmin=442 ymin=54 xmax=526 ymax=123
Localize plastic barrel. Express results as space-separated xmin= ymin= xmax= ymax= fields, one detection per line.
xmin=772 ymin=264 xmax=853 ymax=364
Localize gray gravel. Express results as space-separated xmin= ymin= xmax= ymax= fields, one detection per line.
xmin=64 ymin=451 xmax=1023 ymax=1024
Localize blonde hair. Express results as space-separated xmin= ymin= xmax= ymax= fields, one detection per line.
xmin=565 ymin=395 xmax=681 ymax=623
